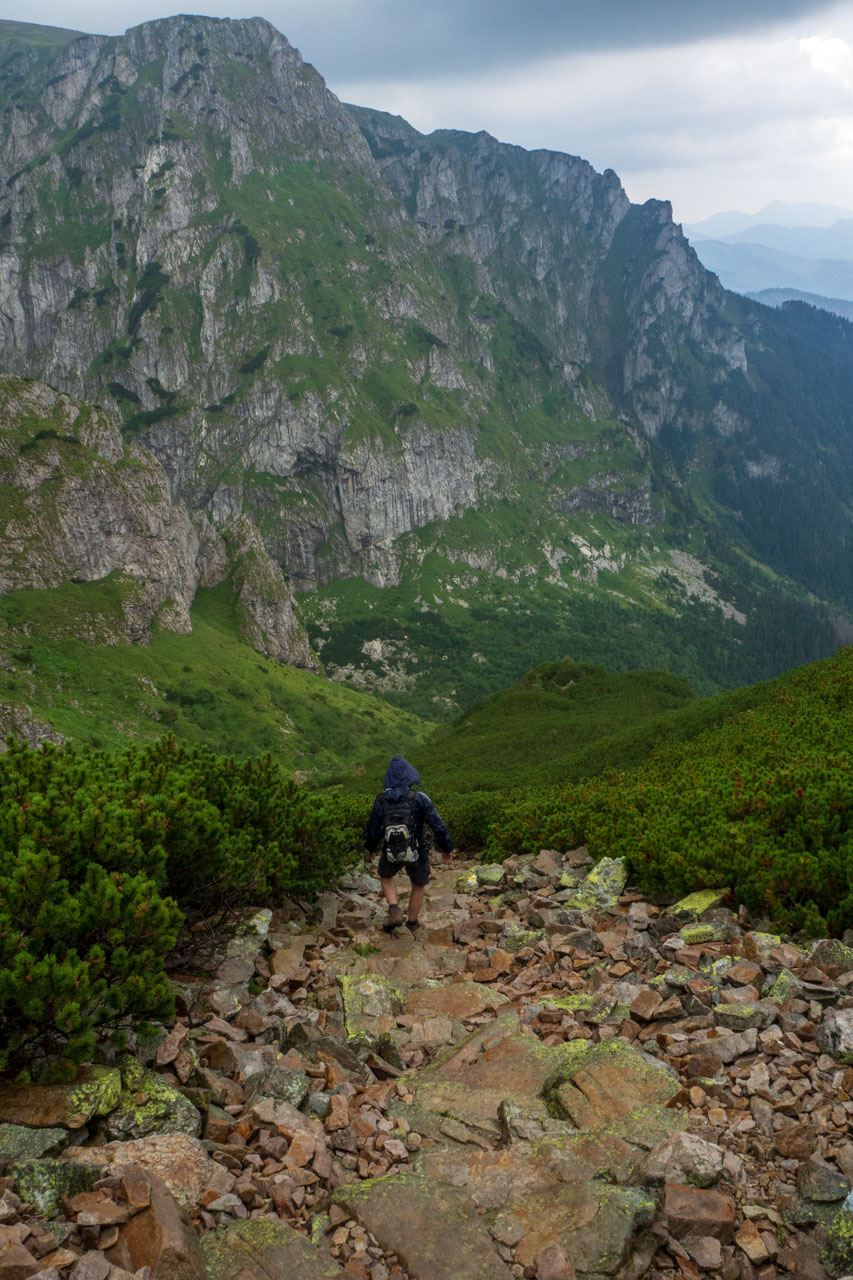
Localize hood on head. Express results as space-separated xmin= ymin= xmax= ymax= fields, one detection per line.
xmin=383 ymin=755 xmax=420 ymax=799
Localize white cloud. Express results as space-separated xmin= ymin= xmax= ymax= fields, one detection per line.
xmin=801 ymin=32 xmax=853 ymax=82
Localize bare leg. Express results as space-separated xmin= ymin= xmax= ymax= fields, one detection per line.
xmin=407 ymin=883 xmax=426 ymax=922
xmin=380 ymin=877 xmax=398 ymax=906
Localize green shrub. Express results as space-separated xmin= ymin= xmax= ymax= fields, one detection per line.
xmin=486 ymin=648 xmax=853 ymax=935
xmin=0 ymin=737 xmax=358 ymax=1073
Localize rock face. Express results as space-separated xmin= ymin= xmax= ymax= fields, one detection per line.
xmin=1 ymin=13 xmax=850 ymax=698
xmin=0 ymin=375 xmax=316 ymax=663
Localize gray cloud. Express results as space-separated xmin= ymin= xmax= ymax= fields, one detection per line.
xmin=7 ymin=0 xmax=841 ymax=77
xmin=277 ymin=0 xmax=841 ymax=81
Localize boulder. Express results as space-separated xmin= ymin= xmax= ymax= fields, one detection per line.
xmin=10 ymin=1158 xmax=100 ymax=1217
xmin=559 ymin=857 xmax=628 ymax=913
xmin=333 ymin=1171 xmax=513 ymax=1280
xmin=818 ymin=1008 xmax=853 ymax=1064
xmin=0 ymin=1067 xmax=121 ymax=1129
xmin=104 ymin=1059 xmax=201 ymax=1141
xmin=641 ymin=1132 xmax=724 ymax=1188
xmin=63 ymin=1133 xmax=216 ymax=1210
xmin=244 ymin=1065 xmax=310 ymax=1110
xmin=796 ymin=1154 xmax=850 ymax=1203
xmin=106 ymin=1171 xmax=205 ymax=1280
xmin=0 ymin=1125 xmax=69 ymax=1167
xmin=811 ymin=939 xmax=853 ymax=979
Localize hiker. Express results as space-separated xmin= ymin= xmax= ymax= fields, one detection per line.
xmin=364 ymin=755 xmax=454 ymax=932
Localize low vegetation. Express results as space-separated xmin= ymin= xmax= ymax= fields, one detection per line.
xmin=0 ymin=736 xmax=361 ymax=1075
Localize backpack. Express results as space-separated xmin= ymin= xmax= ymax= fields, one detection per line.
xmin=380 ymin=788 xmax=419 ymax=864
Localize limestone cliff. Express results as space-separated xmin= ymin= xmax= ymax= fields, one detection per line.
xmin=0 ymin=377 xmax=316 ymax=665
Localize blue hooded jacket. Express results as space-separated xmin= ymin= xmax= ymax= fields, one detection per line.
xmin=364 ymin=756 xmax=453 ymax=857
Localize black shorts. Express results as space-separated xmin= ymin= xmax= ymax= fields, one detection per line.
xmin=377 ymin=850 xmax=431 ymax=887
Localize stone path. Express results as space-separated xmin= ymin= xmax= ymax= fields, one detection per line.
xmin=4 ymin=849 xmax=853 ymax=1279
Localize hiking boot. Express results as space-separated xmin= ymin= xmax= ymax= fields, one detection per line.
xmin=383 ymin=904 xmax=404 ymax=932
xmin=406 ymin=919 xmax=421 ymax=933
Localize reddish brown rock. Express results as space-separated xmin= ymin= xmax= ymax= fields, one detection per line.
xmin=325 ymin=1095 xmax=350 ymax=1132
xmin=663 ymin=1183 xmax=736 ymax=1243
xmin=106 ymin=1172 xmax=205 ymax=1280
xmin=629 ymin=989 xmax=663 ymax=1022
xmin=0 ymin=1243 xmax=41 ymax=1280
xmin=773 ymin=1124 xmax=817 ymax=1160
xmin=535 ymin=1243 xmax=576 ymax=1279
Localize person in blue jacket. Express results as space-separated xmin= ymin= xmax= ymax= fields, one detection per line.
xmin=364 ymin=755 xmax=454 ymax=932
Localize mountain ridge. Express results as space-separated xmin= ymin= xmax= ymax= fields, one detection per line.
xmin=0 ymin=15 xmax=850 ymax=719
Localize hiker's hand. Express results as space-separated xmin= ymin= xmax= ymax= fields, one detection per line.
xmin=363 ymin=847 xmax=375 ymax=861
xmin=442 ymin=849 xmax=453 ymax=863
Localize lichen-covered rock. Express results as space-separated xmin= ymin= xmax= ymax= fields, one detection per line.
xmin=680 ymin=922 xmax=726 ymax=945
xmin=0 ymin=1124 xmax=69 ymax=1166
xmin=203 ymin=1217 xmax=346 ymax=1280
xmin=104 ymin=1058 xmax=201 ymax=1141
xmin=10 ymin=1157 xmax=100 ymax=1216
xmin=339 ymin=974 xmax=402 ymax=1041
xmin=811 ymin=939 xmax=853 ymax=980
xmin=244 ymin=1065 xmax=310 ymax=1110
xmin=560 ymin=857 xmax=628 ymax=912
xmin=822 ymin=1207 xmax=853 ymax=1277
xmin=475 ymin=863 xmax=506 ymax=887
xmin=454 ymin=870 xmax=479 ymax=894
xmin=714 ymin=1001 xmax=777 ymax=1031
xmin=670 ymin=889 xmax=729 ymax=922
xmin=332 ymin=1171 xmax=513 ymax=1280
xmin=502 ymin=922 xmax=548 ymax=953
xmin=0 ymin=1066 xmax=122 ymax=1129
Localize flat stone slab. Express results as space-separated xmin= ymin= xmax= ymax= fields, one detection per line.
xmin=0 ymin=1066 xmax=122 ymax=1129
xmin=339 ymin=973 xmax=402 ymax=1041
xmin=333 ymin=1171 xmax=513 ymax=1280
xmin=413 ymin=1143 xmax=655 ymax=1277
xmin=404 ymin=981 xmax=509 ymax=1020
xmin=402 ymin=1014 xmax=681 ymax=1146
xmin=202 ymin=1218 xmax=345 ymax=1280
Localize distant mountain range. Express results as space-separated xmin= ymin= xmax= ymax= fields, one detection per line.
xmin=685 ymin=201 xmax=853 ymax=239
xmin=747 ymin=289 xmax=853 ymax=323
xmin=683 ymin=202 xmax=853 ymax=311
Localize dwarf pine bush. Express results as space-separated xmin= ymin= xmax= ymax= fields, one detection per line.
xmin=0 ymin=737 xmax=357 ymax=1072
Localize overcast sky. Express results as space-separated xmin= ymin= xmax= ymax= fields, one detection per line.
xmin=6 ymin=0 xmax=853 ymax=221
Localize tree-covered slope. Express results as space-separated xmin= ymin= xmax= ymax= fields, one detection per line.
xmin=0 ymin=16 xmax=850 ymax=714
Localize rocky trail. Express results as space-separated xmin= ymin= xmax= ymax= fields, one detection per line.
xmin=4 ymin=848 xmax=853 ymax=1280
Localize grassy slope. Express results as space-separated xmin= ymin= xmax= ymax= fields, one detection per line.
xmin=0 ymin=579 xmax=431 ymax=774
xmin=334 ymin=658 xmax=706 ymax=794
xmin=0 ymin=21 xmax=85 ymax=47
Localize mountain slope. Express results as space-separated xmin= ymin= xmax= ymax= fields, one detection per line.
xmin=0 ymin=16 xmax=850 ymax=717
